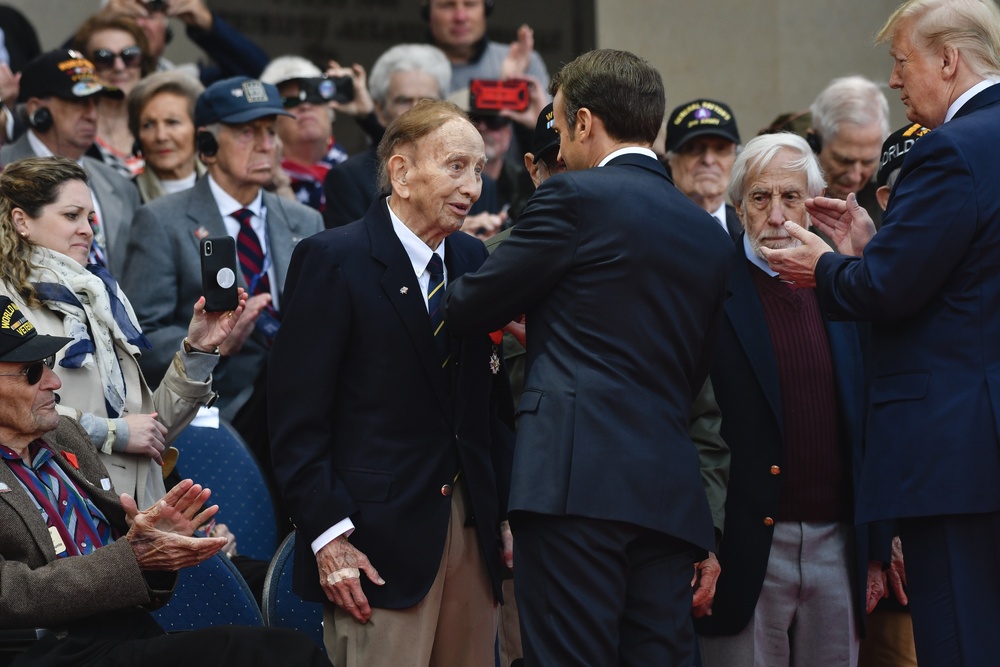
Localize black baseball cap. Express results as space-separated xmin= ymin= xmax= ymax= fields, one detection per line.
xmin=0 ymin=297 xmax=71 ymax=363
xmin=666 ymin=99 xmax=740 ymax=153
xmin=876 ymin=122 xmax=930 ymax=187
xmin=18 ymin=49 xmax=123 ymax=103
xmin=530 ymin=103 xmax=559 ymax=164
xmin=195 ymin=76 xmax=294 ymax=127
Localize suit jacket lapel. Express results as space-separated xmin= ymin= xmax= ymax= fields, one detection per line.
xmin=725 ymin=253 xmax=784 ymax=428
xmin=261 ymin=192 xmax=297 ymax=296
xmin=368 ymin=200 xmax=452 ymax=419
xmin=185 ymin=178 xmax=245 ymax=288
xmin=0 ymin=461 xmax=54 ymax=559
xmin=444 ymin=236 xmax=480 ymax=423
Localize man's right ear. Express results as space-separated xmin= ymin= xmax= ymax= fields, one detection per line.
xmin=388 ymin=154 xmax=410 ymax=195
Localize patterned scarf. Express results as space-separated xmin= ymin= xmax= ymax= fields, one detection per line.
xmin=29 ymin=247 xmax=150 ymax=417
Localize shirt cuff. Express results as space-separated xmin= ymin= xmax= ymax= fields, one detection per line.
xmin=177 ymin=346 xmax=219 ymax=383
xmin=311 ymin=518 xmax=355 ymax=555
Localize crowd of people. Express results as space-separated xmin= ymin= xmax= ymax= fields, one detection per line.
xmin=1 ymin=0 xmax=999 ymax=666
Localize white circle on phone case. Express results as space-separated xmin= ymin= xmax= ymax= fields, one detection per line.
xmin=216 ymin=267 xmax=236 ymax=289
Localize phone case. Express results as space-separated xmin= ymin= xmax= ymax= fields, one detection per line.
xmin=200 ymin=237 xmax=239 ymax=312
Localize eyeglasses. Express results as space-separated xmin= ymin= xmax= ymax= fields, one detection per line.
xmin=90 ymin=46 xmax=143 ymax=70
xmin=0 ymin=355 xmax=55 ymax=385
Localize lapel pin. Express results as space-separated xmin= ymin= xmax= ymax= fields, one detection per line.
xmin=400 ymin=286 xmax=409 ymax=295
xmin=0 ymin=482 xmax=9 ymax=492
xmin=194 ymin=226 xmax=210 ymax=240
xmin=490 ymin=350 xmax=500 ymax=375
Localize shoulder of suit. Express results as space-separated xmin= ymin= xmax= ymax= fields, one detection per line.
xmin=263 ymin=190 xmax=323 ymax=230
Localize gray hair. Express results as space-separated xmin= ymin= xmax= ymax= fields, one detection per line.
xmin=728 ymin=133 xmax=826 ymax=205
xmin=368 ymin=44 xmax=451 ymax=106
xmin=810 ymin=75 xmax=890 ymax=144
xmin=877 ymin=0 xmax=1000 ymax=78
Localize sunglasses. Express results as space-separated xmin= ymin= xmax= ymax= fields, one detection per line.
xmin=90 ymin=46 xmax=143 ymax=70
xmin=0 ymin=355 xmax=55 ymax=385
xmin=471 ymin=115 xmax=511 ymax=131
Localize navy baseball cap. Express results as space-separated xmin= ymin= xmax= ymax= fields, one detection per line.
xmin=18 ymin=49 xmax=123 ymax=103
xmin=0 ymin=297 xmax=71 ymax=363
xmin=666 ymin=99 xmax=740 ymax=153
xmin=876 ymin=122 xmax=930 ymax=187
xmin=530 ymin=103 xmax=559 ymax=164
xmin=195 ymin=76 xmax=294 ymax=127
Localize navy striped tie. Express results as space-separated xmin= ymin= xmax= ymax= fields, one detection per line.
xmin=232 ymin=208 xmax=271 ymax=296
xmin=426 ymin=253 xmax=449 ymax=368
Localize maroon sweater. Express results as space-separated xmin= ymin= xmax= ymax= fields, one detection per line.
xmin=751 ymin=266 xmax=849 ymax=522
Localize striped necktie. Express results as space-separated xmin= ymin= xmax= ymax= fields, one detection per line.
xmin=232 ymin=208 xmax=271 ymax=296
xmin=426 ymin=253 xmax=449 ymax=368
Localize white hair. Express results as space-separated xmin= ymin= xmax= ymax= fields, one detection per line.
xmin=810 ymin=75 xmax=890 ymax=143
xmin=728 ymin=133 xmax=826 ymax=206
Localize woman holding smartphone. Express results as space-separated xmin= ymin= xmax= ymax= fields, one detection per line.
xmin=0 ymin=156 xmax=246 ymax=509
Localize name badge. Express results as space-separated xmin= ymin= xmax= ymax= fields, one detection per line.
xmin=100 ymin=478 xmax=112 ymax=491
xmin=48 ymin=526 xmax=66 ymax=555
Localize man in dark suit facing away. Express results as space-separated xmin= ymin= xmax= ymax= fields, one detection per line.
xmin=445 ymin=49 xmax=732 ymax=667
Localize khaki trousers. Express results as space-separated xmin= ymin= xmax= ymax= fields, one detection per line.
xmin=324 ymin=481 xmax=497 ymax=667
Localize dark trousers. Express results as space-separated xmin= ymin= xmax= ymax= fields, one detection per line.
xmin=13 ymin=609 xmax=330 ymax=667
xmin=899 ymin=511 xmax=1000 ymax=667
xmin=511 ymin=511 xmax=701 ymax=667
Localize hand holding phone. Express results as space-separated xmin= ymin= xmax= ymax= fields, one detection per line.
xmin=200 ymin=237 xmax=239 ymax=312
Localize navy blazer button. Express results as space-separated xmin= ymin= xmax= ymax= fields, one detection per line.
xmin=770 ymin=465 xmax=781 ymax=475
xmin=441 ymin=484 xmax=453 ymax=496
xmin=763 ymin=517 xmax=774 ymax=527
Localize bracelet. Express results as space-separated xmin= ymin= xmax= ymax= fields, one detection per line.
xmin=183 ymin=336 xmax=219 ymax=355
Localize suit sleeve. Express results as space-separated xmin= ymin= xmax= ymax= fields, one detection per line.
xmin=445 ymin=175 xmax=579 ymax=334
xmin=816 ymin=132 xmax=977 ymax=321
xmin=689 ymin=377 xmax=730 ymax=541
xmin=323 ymin=163 xmax=370 ymax=229
xmin=187 ymin=11 xmax=270 ymax=83
xmin=268 ymin=237 xmax=358 ymax=544
xmin=120 ymin=205 xmax=189 ymax=387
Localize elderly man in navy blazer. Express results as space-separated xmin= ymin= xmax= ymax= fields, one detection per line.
xmin=763 ymin=1 xmax=1000 ymax=664
xmin=269 ymin=99 xmax=513 ymax=667
xmin=446 ymin=49 xmax=732 ymax=667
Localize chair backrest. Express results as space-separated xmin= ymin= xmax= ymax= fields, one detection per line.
xmin=262 ymin=532 xmax=325 ymax=648
xmin=151 ymin=552 xmax=264 ymax=631
xmin=174 ymin=421 xmax=279 ymax=561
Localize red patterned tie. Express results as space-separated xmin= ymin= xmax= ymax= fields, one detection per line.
xmin=232 ymin=208 xmax=271 ymax=296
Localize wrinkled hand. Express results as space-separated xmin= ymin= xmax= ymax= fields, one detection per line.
xmin=502 ymin=315 xmax=526 ymax=347
xmin=888 ymin=535 xmax=908 ymax=605
xmin=0 ymin=63 xmax=20 ymax=112
xmin=866 ymin=560 xmax=887 ymax=613
xmin=121 ymin=478 xmax=220 ymax=532
xmin=167 ymin=0 xmax=213 ymax=31
xmin=326 ymin=61 xmax=374 ymax=117
xmin=805 ymin=193 xmax=876 ymax=257
xmin=317 ymin=535 xmax=385 ymax=623
xmin=501 ymin=24 xmax=536 ymax=80
xmin=211 ymin=522 xmax=238 ymax=557
xmin=691 ymin=551 xmax=721 ymax=617
xmin=500 ymin=520 xmax=513 ymax=570
xmin=186 ymin=289 xmax=248 ymax=352
xmin=461 ymin=211 xmax=506 ymax=240
xmin=219 ymin=293 xmax=271 ymax=356
xmin=123 ymin=479 xmax=225 ymax=570
xmin=758 ymin=222 xmax=831 ymax=288
xmin=499 ymin=75 xmax=549 ymax=129
xmin=122 ymin=413 xmax=168 ymax=465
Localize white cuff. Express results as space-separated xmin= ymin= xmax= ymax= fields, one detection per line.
xmin=311 ymin=518 xmax=355 ymax=555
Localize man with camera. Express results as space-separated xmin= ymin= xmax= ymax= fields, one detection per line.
xmin=121 ymin=76 xmax=322 ymax=463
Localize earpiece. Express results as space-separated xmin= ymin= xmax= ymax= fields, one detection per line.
xmin=196 ymin=130 xmax=218 ymax=157
xmin=29 ymin=107 xmax=53 ymax=133
xmin=805 ymin=130 xmax=822 ymax=155
xmin=420 ymin=0 xmax=494 ymax=21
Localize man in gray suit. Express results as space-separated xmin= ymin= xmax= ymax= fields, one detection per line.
xmin=121 ymin=77 xmax=322 ymax=442
xmin=0 ymin=49 xmax=141 ymax=279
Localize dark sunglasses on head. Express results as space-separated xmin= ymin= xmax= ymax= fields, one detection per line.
xmin=0 ymin=355 xmax=55 ymax=385
xmin=90 ymin=46 xmax=143 ymax=70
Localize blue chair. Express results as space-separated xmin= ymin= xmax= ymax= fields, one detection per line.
xmin=173 ymin=421 xmax=279 ymax=562
xmin=152 ymin=552 xmax=264 ymax=631
xmin=262 ymin=532 xmax=325 ymax=648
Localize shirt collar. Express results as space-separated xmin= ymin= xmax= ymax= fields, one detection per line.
xmin=27 ymin=131 xmax=86 ymax=168
xmin=208 ymin=174 xmax=264 ymax=219
xmin=386 ymin=197 xmax=446 ymax=279
xmin=710 ymin=201 xmax=728 ymax=229
xmin=743 ymin=232 xmax=778 ymax=277
xmin=945 ymin=77 xmax=1000 ymax=123
xmin=597 ymin=146 xmax=657 ymax=167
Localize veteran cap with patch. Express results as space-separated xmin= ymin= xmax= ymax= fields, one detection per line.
xmin=530 ymin=103 xmax=559 ymax=164
xmin=18 ymin=49 xmax=122 ymax=103
xmin=877 ymin=122 xmax=931 ymax=187
xmin=666 ymin=99 xmax=741 ymax=153
xmin=0 ymin=297 xmax=72 ymax=363
xmin=195 ymin=76 xmax=294 ymax=127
